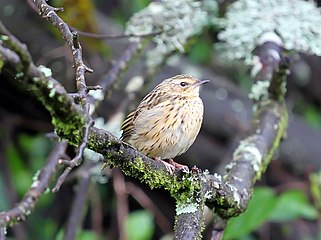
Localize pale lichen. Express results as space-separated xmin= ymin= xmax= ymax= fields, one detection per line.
xmin=204 ymin=190 xmax=214 ymax=199
xmin=49 ymin=88 xmax=55 ymax=98
xmin=233 ymin=139 xmax=263 ymax=172
xmin=226 ymin=183 xmax=241 ymax=205
xmin=126 ymin=0 xmax=216 ymax=70
xmin=249 ymin=80 xmax=270 ymax=101
xmin=217 ymin=0 xmax=321 ymax=62
xmin=83 ymin=148 xmax=104 ymax=163
xmin=16 ymin=72 xmax=24 ymax=78
xmin=32 ymin=170 xmax=41 ymax=182
xmin=176 ymin=202 xmax=199 ymax=215
xmin=125 ymin=75 xmax=144 ymax=93
xmin=47 ymin=79 xmax=54 ymax=89
xmin=38 ymin=65 xmax=52 ymax=77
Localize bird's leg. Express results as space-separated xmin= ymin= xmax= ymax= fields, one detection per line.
xmin=169 ymin=159 xmax=189 ymax=173
xmin=155 ymin=157 xmax=175 ymax=175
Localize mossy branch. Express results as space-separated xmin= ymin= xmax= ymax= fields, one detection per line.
xmin=212 ymin=32 xmax=289 ymax=238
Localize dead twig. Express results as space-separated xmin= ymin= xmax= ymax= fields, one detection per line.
xmin=32 ymin=0 xmax=95 ymax=192
xmin=0 ymin=142 xmax=67 ymax=228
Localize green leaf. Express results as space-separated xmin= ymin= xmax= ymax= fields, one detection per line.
xmin=6 ymin=144 xmax=32 ymax=194
xmin=131 ymin=0 xmax=149 ymax=12
xmin=223 ymin=187 xmax=276 ymax=240
xmin=125 ymin=210 xmax=154 ymax=240
xmin=18 ymin=134 xmax=52 ymax=169
xmin=77 ymin=230 xmax=100 ymax=240
xmin=56 ymin=229 xmax=100 ymax=240
xmin=303 ymin=105 xmax=321 ymax=129
xmin=188 ymin=40 xmax=211 ymax=64
xmin=269 ymin=189 xmax=318 ymax=222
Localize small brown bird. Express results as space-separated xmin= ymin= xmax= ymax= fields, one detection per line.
xmin=121 ymin=74 xmax=208 ymax=172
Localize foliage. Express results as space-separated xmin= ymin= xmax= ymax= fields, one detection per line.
xmin=224 ymin=187 xmax=319 ymax=239
xmin=126 ymin=0 xmax=217 ymax=69
xmin=125 ymin=210 xmax=154 ymax=240
xmin=269 ymin=190 xmax=318 ymax=222
xmin=223 ymin=187 xmax=277 ymax=240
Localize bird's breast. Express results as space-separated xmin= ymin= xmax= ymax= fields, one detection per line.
xmin=129 ymin=96 xmax=204 ymax=159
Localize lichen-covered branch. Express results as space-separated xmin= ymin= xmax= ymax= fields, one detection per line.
xmin=173 ymin=171 xmax=207 ymax=240
xmin=174 ymin=207 xmax=204 ymax=240
xmin=211 ymin=32 xmax=289 ymax=238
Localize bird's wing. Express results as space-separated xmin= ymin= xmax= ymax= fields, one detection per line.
xmin=120 ymin=110 xmax=137 ymax=141
xmin=120 ymin=89 xmax=167 ymax=141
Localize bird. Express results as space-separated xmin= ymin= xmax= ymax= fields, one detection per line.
xmin=121 ymin=74 xmax=208 ymax=173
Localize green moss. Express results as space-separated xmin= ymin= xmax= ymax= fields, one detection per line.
xmin=258 ymin=102 xmax=288 ymax=179
xmin=51 ymin=116 xmax=85 ymax=146
xmin=106 ymin=155 xmax=201 ymax=202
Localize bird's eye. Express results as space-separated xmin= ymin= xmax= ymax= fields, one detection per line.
xmin=180 ymin=82 xmax=188 ymax=87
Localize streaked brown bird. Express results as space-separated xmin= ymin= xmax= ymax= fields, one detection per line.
xmin=121 ymin=74 xmax=208 ymax=172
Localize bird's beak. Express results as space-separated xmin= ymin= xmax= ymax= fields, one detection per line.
xmin=194 ymin=79 xmax=209 ymax=87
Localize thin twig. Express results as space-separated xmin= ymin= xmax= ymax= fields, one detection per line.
xmin=0 ymin=141 xmax=67 ymax=228
xmin=32 ymin=0 xmax=94 ymax=191
xmin=0 ymin=22 xmax=31 ymax=70
xmin=99 ymin=41 xmax=142 ymax=91
xmin=70 ymin=27 xmax=164 ymax=39
xmin=0 ymin=128 xmax=26 ymax=240
xmin=52 ymin=167 xmax=72 ymax=192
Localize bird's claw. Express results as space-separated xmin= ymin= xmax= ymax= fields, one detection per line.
xmin=155 ymin=157 xmax=189 ymax=175
xmin=155 ymin=157 xmax=175 ymax=175
xmin=169 ymin=159 xmax=189 ymax=173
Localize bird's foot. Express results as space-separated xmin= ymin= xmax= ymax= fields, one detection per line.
xmin=169 ymin=159 xmax=189 ymax=173
xmin=155 ymin=157 xmax=175 ymax=175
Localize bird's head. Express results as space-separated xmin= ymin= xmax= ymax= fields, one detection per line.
xmin=158 ymin=74 xmax=209 ymax=97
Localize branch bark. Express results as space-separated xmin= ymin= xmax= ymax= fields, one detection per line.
xmin=211 ymin=32 xmax=288 ymax=238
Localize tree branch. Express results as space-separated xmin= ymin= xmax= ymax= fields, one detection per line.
xmin=99 ymin=41 xmax=143 ymax=91
xmin=173 ymin=171 xmax=207 ymax=240
xmin=31 ymin=0 xmax=95 ymax=191
xmin=211 ymin=32 xmax=289 ymax=239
